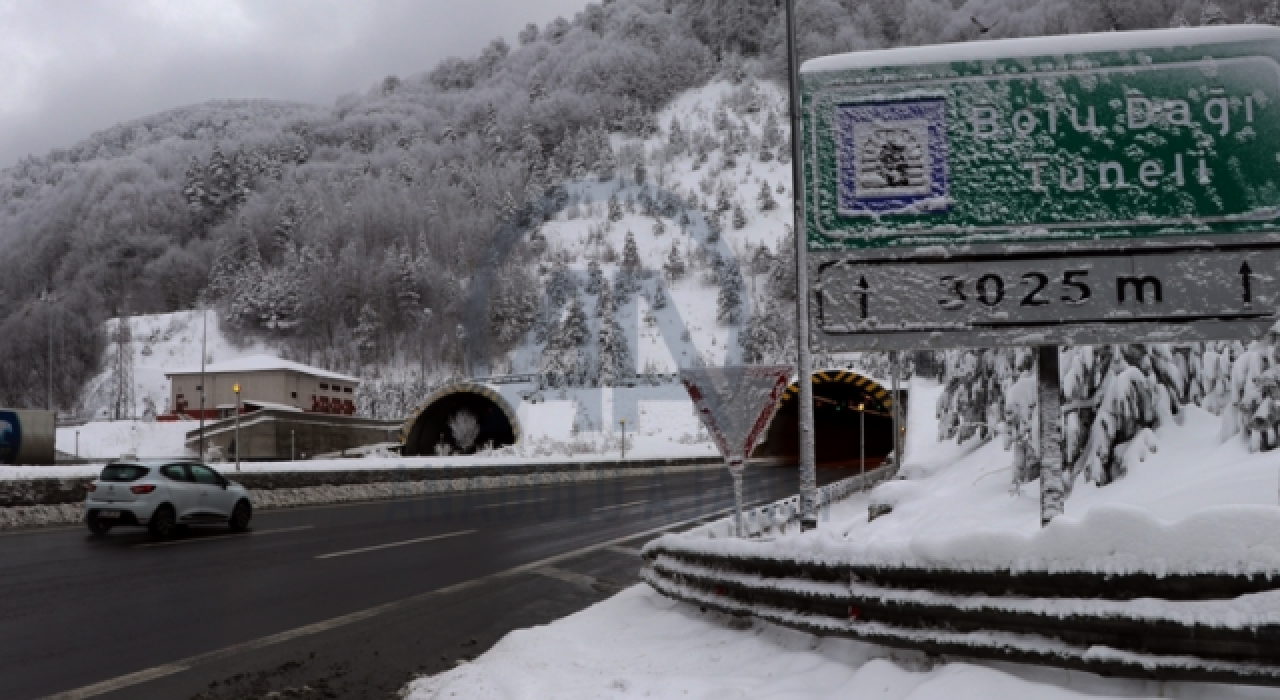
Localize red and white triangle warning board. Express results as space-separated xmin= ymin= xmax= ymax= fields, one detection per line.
xmin=679 ymin=365 xmax=792 ymax=472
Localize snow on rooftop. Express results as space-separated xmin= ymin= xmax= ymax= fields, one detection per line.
xmin=801 ymin=25 xmax=1280 ymax=74
xmin=166 ymin=355 xmax=360 ymax=384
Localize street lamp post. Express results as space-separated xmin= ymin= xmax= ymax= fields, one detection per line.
xmin=859 ymin=403 xmax=866 ymax=486
xmin=233 ymin=383 xmax=242 ymax=472
xmin=619 ymin=418 xmax=627 ymax=460
xmin=199 ymin=308 xmax=208 ymax=460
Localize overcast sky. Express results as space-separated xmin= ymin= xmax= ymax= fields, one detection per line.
xmin=0 ymin=0 xmax=588 ymax=169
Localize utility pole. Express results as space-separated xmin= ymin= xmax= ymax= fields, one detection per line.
xmin=784 ymin=0 xmax=818 ymax=530
xmin=619 ymin=418 xmax=627 ymax=460
xmin=859 ymin=402 xmax=865 ymax=486
xmin=199 ymin=308 xmax=208 ymax=460
xmin=44 ymin=289 xmax=54 ymax=412
xmin=233 ymin=383 xmax=242 ymax=472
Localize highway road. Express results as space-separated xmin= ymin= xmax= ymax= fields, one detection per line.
xmin=0 ymin=464 xmax=858 ymax=700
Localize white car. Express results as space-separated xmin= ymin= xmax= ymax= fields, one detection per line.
xmin=85 ymin=460 xmax=252 ymax=538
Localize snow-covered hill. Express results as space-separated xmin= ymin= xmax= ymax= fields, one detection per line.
xmin=511 ymin=79 xmax=794 ymax=376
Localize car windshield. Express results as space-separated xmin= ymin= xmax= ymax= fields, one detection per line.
xmin=99 ymin=465 xmax=150 ymax=482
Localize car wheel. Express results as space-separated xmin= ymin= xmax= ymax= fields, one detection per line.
xmin=86 ymin=513 xmax=112 ymax=535
xmin=229 ymin=500 xmax=252 ymax=533
xmin=148 ymin=505 xmax=177 ymax=539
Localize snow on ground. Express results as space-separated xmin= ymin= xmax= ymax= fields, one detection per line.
xmin=55 ymin=420 xmax=190 ymax=460
xmin=78 ymin=310 xmax=274 ymax=421
xmin=404 ymin=584 xmax=1279 ymax=700
xmin=656 ymin=375 xmax=1280 ymax=577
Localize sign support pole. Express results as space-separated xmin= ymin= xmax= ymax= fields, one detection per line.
xmin=784 ymin=0 xmax=818 ymax=531
xmin=1038 ymin=345 xmax=1065 ymax=526
xmin=891 ymin=351 xmax=903 ymax=476
xmin=729 ymin=458 xmax=746 ymax=537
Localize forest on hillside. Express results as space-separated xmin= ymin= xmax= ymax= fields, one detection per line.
xmin=0 ymin=0 xmax=1268 ymax=410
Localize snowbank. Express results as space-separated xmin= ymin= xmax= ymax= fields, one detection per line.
xmin=652 ymin=373 xmax=1280 ymax=577
xmin=55 ymin=420 xmax=191 ymax=460
xmin=403 ymin=584 xmax=1276 ymax=700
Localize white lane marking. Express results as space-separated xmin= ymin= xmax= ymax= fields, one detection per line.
xmin=42 ymin=506 xmax=735 ymax=700
xmin=535 ymin=566 xmax=616 ymax=591
xmin=605 ymin=544 xmax=644 ymax=557
xmin=314 ymin=529 xmax=476 ymax=560
xmin=593 ymin=500 xmax=648 ymax=513
xmin=474 ymin=497 xmax=546 ymax=509
xmin=43 ymin=664 xmax=190 ymax=700
xmin=135 ymin=526 xmax=314 ymax=549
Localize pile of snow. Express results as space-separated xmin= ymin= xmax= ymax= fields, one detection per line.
xmin=404 ymin=585 xmax=1272 ymax=700
xmin=655 ymin=375 xmax=1280 ymax=577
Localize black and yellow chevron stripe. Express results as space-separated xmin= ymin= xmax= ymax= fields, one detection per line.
xmin=779 ymin=370 xmax=893 ymax=414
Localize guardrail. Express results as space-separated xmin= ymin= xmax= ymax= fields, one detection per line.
xmin=642 ymin=471 xmax=1280 ymax=686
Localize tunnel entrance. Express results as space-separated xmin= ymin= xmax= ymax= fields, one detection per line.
xmin=401 ymin=382 xmax=520 ymax=456
xmin=751 ymin=370 xmax=903 ymax=469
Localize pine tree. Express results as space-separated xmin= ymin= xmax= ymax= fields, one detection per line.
xmin=613 ymin=269 xmax=634 ymax=305
xmin=651 ymin=282 xmax=668 ymax=310
xmin=608 ymin=193 xmax=623 ymax=222
xmin=547 ymin=261 xmax=577 ymax=309
xmin=634 ymin=160 xmax=647 ymax=186
xmin=652 ymin=218 xmax=666 ymax=237
xmin=596 ymin=279 xmax=614 ymax=317
xmin=668 ymin=117 xmax=688 ymax=154
xmin=757 ymin=180 xmax=777 ymax=211
xmin=395 ymin=249 xmax=422 ymax=318
xmin=621 ymin=231 xmax=641 ymax=273
xmin=663 ymin=243 xmax=686 ymax=281
xmin=715 ymin=186 xmax=732 ymax=214
xmin=586 ymin=260 xmax=604 ymax=296
xmin=716 ymin=260 xmax=744 ymax=324
xmin=183 ymin=156 xmax=206 ymax=218
xmin=354 ymin=303 xmax=380 ymax=364
xmin=597 ymin=296 xmax=632 ymax=386
xmin=706 ymin=214 xmax=722 ymax=243
xmin=594 ymin=128 xmax=617 ymax=181
xmin=762 ymin=110 xmax=782 ymax=151
xmin=732 ymin=202 xmax=747 ymax=229
xmin=1200 ymin=1 xmax=1228 ymax=25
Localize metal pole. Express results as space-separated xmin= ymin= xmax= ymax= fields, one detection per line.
xmin=75 ymin=431 xmax=79 ymax=458
xmin=859 ymin=403 xmax=865 ymax=486
xmin=891 ymin=351 xmax=904 ymax=476
xmin=199 ymin=309 xmax=208 ymax=460
xmin=784 ymin=0 xmax=818 ymax=530
xmin=730 ymin=458 xmax=745 ymax=538
xmin=234 ymin=386 xmax=242 ymax=473
xmin=47 ymin=291 xmax=54 ymax=412
xmin=619 ymin=419 xmax=627 ymax=460
xmin=1038 ymin=345 xmax=1065 ymax=525
xmin=291 ymin=430 xmax=295 ymax=462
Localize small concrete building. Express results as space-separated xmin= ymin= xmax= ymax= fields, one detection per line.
xmin=164 ymin=355 xmax=360 ymax=419
xmin=164 ymin=356 xmax=399 ymax=461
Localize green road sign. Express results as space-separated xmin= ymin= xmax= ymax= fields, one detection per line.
xmin=801 ymin=26 xmax=1280 ymax=350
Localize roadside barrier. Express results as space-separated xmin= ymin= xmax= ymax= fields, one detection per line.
xmin=643 ymin=472 xmax=1280 ymax=686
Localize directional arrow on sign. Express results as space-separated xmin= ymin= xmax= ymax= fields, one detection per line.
xmin=1240 ymin=261 xmax=1254 ymax=306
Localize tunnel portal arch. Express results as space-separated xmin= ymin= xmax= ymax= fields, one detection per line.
xmin=752 ymin=370 xmax=903 ymax=468
xmin=401 ymin=381 xmax=521 ymax=456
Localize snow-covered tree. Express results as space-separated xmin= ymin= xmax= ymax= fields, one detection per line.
xmin=608 ymin=193 xmax=623 ymax=222
xmin=668 ymin=117 xmax=688 ymax=154
xmin=597 ymin=292 xmax=632 ymax=386
xmin=652 ymin=218 xmax=666 ymax=237
xmin=542 ymin=296 xmax=591 ymax=387
xmin=663 ymin=243 xmax=686 ymax=281
xmin=732 ymin=203 xmax=748 ymax=229
xmin=757 ymin=180 xmax=777 ymax=211
xmin=586 ymin=260 xmax=604 ymax=295
xmin=651 ymin=282 xmax=668 ymax=310
xmin=716 ymin=259 xmax=744 ymax=324
xmin=621 ymin=231 xmax=641 ymax=273
xmin=354 ymin=303 xmax=380 ymax=364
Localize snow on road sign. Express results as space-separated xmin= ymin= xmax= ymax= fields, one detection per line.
xmin=679 ymin=365 xmax=792 ymax=473
xmin=800 ymin=25 xmax=1280 ymax=350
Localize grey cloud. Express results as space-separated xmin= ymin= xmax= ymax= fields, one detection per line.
xmin=0 ymin=0 xmax=587 ymax=168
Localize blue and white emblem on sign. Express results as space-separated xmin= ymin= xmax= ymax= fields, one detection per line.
xmin=836 ymin=98 xmax=949 ymax=217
